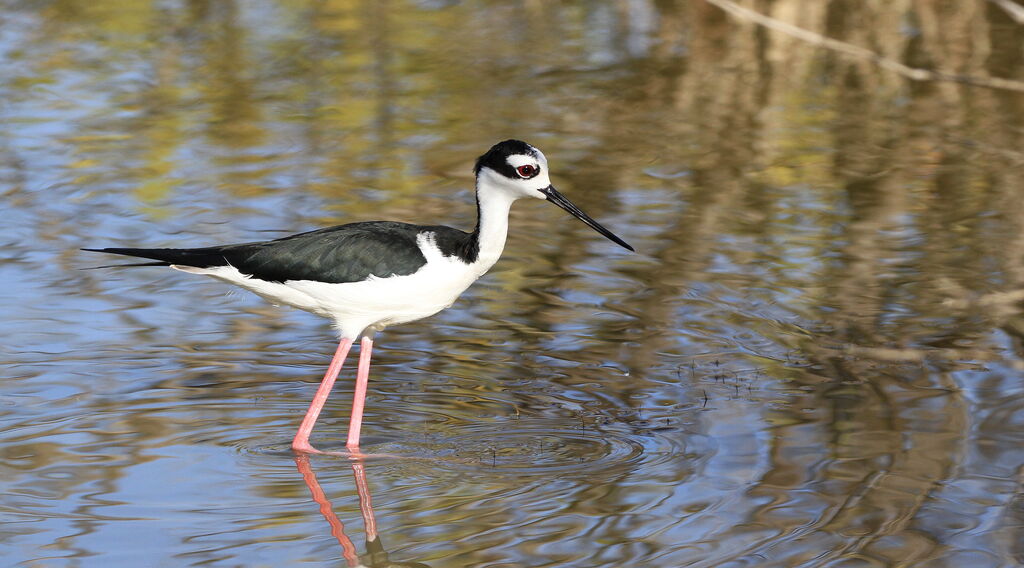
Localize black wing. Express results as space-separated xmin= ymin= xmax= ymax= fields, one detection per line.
xmin=84 ymin=221 xmax=473 ymax=284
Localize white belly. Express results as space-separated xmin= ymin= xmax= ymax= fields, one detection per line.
xmin=174 ymin=233 xmax=494 ymax=339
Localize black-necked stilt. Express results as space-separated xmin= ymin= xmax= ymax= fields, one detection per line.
xmin=85 ymin=140 xmax=634 ymax=454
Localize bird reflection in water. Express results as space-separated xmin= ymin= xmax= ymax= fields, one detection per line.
xmin=294 ymin=455 xmax=431 ymax=568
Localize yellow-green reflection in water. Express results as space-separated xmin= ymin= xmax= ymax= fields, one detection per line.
xmin=3 ymin=1 xmax=1024 ymax=566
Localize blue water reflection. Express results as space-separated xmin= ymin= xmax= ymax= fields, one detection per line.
xmin=4 ymin=1 xmax=1024 ymax=566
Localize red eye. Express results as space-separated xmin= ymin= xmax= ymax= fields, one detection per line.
xmin=516 ymin=165 xmax=537 ymax=178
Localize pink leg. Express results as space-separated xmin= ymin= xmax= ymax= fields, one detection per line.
xmin=346 ymin=336 xmax=373 ymax=450
xmin=292 ymin=337 xmax=354 ymax=453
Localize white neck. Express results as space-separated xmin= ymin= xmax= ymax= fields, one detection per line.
xmin=471 ymin=184 xmax=516 ymax=274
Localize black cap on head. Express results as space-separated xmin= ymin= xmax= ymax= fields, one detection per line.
xmin=474 ymin=139 xmax=538 ymax=178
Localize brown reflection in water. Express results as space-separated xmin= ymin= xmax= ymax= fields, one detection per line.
xmin=196 ymin=1 xmax=266 ymax=150
xmin=6 ymin=0 xmax=1024 ymax=565
xmin=295 ymin=455 xmax=430 ymax=568
xmin=728 ymin=2 xmax=1022 ymax=563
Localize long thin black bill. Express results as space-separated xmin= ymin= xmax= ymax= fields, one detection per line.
xmin=541 ymin=186 xmax=635 ymax=252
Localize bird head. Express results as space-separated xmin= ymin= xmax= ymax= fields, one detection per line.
xmin=474 ymin=139 xmax=634 ymax=252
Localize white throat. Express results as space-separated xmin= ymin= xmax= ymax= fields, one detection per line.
xmin=472 ymin=184 xmax=516 ymax=274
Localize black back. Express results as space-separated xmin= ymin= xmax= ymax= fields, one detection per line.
xmin=85 ymin=221 xmax=477 ymax=284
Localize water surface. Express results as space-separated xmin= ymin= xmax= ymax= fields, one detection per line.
xmin=3 ymin=1 xmax=1024 ymax=566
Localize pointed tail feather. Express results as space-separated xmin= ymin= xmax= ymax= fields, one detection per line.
xmin=81 ymin=247 xmax=230 ymax=268
xmin=82 ymin=260 xmax=171 ymax=269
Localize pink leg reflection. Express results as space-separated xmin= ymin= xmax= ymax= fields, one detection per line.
xmin=352 ymin=460 xmax=379 ymax=546
xmin=294 ymin=454 xmax=360 ymax=566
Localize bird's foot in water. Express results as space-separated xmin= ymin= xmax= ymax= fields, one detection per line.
xmin=291 ymin=438 xmax=323 ymax=454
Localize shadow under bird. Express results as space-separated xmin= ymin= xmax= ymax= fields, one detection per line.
xmin=85 ymin=139 xmax=634 ymax=454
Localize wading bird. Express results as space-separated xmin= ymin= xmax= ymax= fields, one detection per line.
xmin=85 ymin=140 xmax=634 ymax=453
